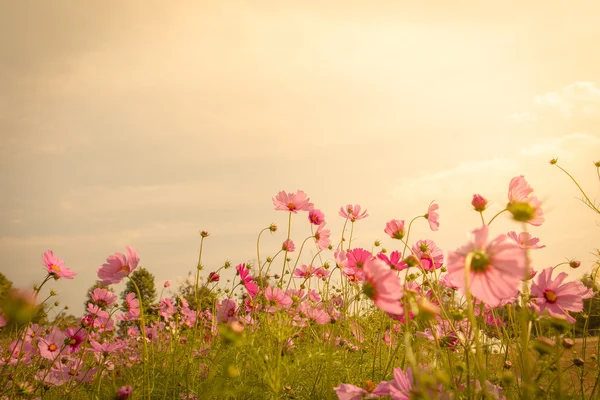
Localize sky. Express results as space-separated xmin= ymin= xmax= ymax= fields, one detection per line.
xmin=1 ymin=0 xmax=599 ymax=317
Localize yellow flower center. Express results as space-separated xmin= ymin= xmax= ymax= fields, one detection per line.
xmin=544 ymin=290 xmax=557 ymax=303
xmin=50 ymin=265 xmax=61 ymax=272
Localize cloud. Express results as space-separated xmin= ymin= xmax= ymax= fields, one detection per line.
xmin=534 ymin=81 xmax=600 ymax=119
xmin=507 ymin=112 xmax=537 ymax=124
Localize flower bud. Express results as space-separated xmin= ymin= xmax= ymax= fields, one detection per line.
xmin=574 ymin=357 xmax=585 ymax=367
xmin=269 ymin=223 xmax=277 ymax=232
xmin=549 ymin=158 xmax=558 ymax=165
xmin=471 ymin=194 xmax=488 ymax=212
xmin=200 ymin=231 xmax=210 ymax=238
xmin=562 ymin=338 xmax=575 ymax=349
xmin=115 ymin=385 xmax=133 ymax=399
xmin=569 ymin=260 xmax=581 ymax=269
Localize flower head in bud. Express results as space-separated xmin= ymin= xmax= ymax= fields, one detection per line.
xmin=471 ymin=194 xmax=488 ymax=212
xmin=164 ymin=281 xmax=170 ymax=288
xmin=595 ymin=161 xmax=600 ymax=168
xmin=200 ymin=231 xmax=210 ymax=238
xmin=116 ymin=385 xmax=133 ymax=399
xmin=269 ymin=223 xmax=277 ymax=232
xmin=562 ymin=338 xmax=575 ymax=349
xmin=574 ymin=357 xmax=585 ymax=367
xmin=223 ymin=261 xmax=232 ymax=269
xmin=569 ymin=260 xmax=581 ymax=269
xmin=374 ymin=240 xmax=381 ymax=247
xmin=50 ymin=290 xmax=57 ymax=296
xmin=549 ymin=158 xmax=558 ymax=165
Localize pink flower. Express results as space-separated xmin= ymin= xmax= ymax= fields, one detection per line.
xmin=43 ymin=250 xmax=76 ymax=280
xmin=64 ymin=327 xmax=86 ymax=353
xmin=425 ymin=202 xmax=440 ymax=231
xmin=90 ymin=288 xmax=117 ymax=308
xmin=217 ymin=299 xmax=238 ymax=323
xmin=507 ymin=231 xmax=545 ymax=250
xmin=314 ymin=222 xmax=331 ymax=250
xmin=377 ymin=251 xmax=408 ymax=271
xmin=507 ymin=176 xmax=545 ymax=226
xmin=124 ymin=292 xmax=140 ymax=317
xmin=314 ymin=267 xmax=330 ymax=279
xmin=347 ymin=248 xmax=372 ymax=271
xmin=412 ymin=240 xmax=444 ymax=271
xmin=384 ymin=219 xmax=405 ymax=240
xmin=264 ymin=286 xmax=293 ymax=312
xmin=446 ymin=226 xmax=526 ymax=307
xmin=308 ymin=209 xmax=325 ymax=225
xmin=236 ymin=263 xmax=259 ymax=297
xmin=472 ymin=194 xmax=488 ymax=212
xmin=339 ymin=204 xmax=368 ymax=222
xmin=97 ymin=246 xmax=139 ymax=285
xmin=333 ymin=384 xmax=374 ymax=400
xmin=363 ymin=258 xmax=404 ymax=315
xmin=272 ymin=190 xmax=313 ymax=213
xmin=530 ymin=267 xmax=594 ymax=323
xmin=374 ymin=367 xmax=413 ymax=399
xmin=294 ymin=264 xmax=315 ymax=278
xmin=116 ymin=386 xmax=133 ymax=399
xmin=282 ymin=239 xmax=295 ymax=252
xmin=38 ymin=329 xmax=66 ymax=360
xmin=508 ymin=175 xmax=533 ymax=202
xmin=164 ymin=281 xmax=170 ymax=288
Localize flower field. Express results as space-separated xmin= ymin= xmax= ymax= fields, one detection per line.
xmin=1 ymin=161 xmax=599 ymax=400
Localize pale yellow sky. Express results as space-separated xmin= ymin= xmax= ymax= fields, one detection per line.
xmin=1 ymin=1 xmax=599 ymax=315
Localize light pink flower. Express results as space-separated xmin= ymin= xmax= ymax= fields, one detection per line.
xmin=384 ymin=219 xmax=405 ymax=240
xmin=333 ymin=383 xmax=375 ymax=400
xmin=236 ymin=263 xmax=258 ymax=297
xmin=507 ymin=231 xmax=545 ymax=250
xmin=374 ymin=367 xmax=413 ymax=399
xmin=308 ymin=209 xmax=325 ymax=225
xmin=43 ymin=250 xmax=76 ymax=280
xmin=38 ymin=329 xmax=66 ymax=360
xmin=507 ymin=176 xmax=545 ymax=226
xmin=124 ymin=292 xmax=140 ymax=317
xmin=90 ymin=288 xmax=117 ymax=308
xmin=508 ymin=175 xmax=534 ymax=202
xmin=314 ymin=222 xmax=331 ymax=250
xmin=217 ymin=299 xmax=238 ymax=323
xmin=314 ymin=267 xmax=330 ymax=279
xmin=363 ymin=258 xmax=404 ymax=315
xmin=264 ymin=286 xmax=293 ymax=312
xmin=97 ymin=246 xmax=139 ymax=286
xmin=294 ymin=264 xmax=315 ymax=278
xmin=530 ymin=267 xmax=594 ymax=323
xmin=425 ymin=202 xmax=440 ymax=231
xmin=282 ymin=239 xmax=295 ymax=252
xmin=339 ymin=204 xmax=368 ymax=222
xmin=412 ymin=240 xmax=444 ymax=271
xmin=272 ymin=190 xmax=313 ymax=213
xmin=446 ymin=226 xmax=526 ymax=307
xmin=472 ymin=194 xmax=488 ymax=212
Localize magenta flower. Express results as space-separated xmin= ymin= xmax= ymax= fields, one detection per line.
xmin=412 ymin=240 xmax=444 ymax=271
xmin=363 ymin=258 xmax=404 ymax=315
xmin=308 ymin=209 xmax=325 ymax=225
xmin=347 ymin=248 xmax=372 ymax=271
xmin=282 ymin=239 xmax=295 ymax=252
xmin=97 ymin=246 xmax=139 ymax=286
xmin=208 ymin=271 xmax=220 ymax=282
xmin=472 ymin=194 xmax=488 ymax=212
xmin=425 ymin=202 xmax=440 ymax=231
xmin=447 ymin=226 xmax=526 ymax=307
xmin=43 ymin=250 xmax=76 ymax=280
xmin=384 ymin=219 xmax=405 ymax=240
xmin=339 ymin=204 xmax=368 ymax=222
xmin=507 ymin=231 xmax=546 ymax=250
xmin=374 ymin=367 xmax=413 ymax=399
xmin=116 ymin=386 xmax=133 ymax=399
xmin=236 ymin=263 xmax=259 ymax=297
xmin=530 ymin=267 xmax=594 ymax=323
xmin=314 ymin=222 xmax=331 ymax=250
xmin=64 ymin=327 xmax=87 ymax=353
xmin=272 ymin=190 xmax=313 ymax=213
xmin=377 ymin=251 xmax=408 ymax=271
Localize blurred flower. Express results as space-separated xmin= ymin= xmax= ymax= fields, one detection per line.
xmin=97 ymin=246 xmax=139 ymax=286
xmin=507 ymin=231 xmax=545 ymax=250
xmin=425 ymin=202 xmax=440 ymax=231
xmin=384 ymin=219 xmax=405 ymax=240
xmin=339 ymin=204 xmax=368 ymax=222
xmin=472 ymin=194 xmax=488 ymax=212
